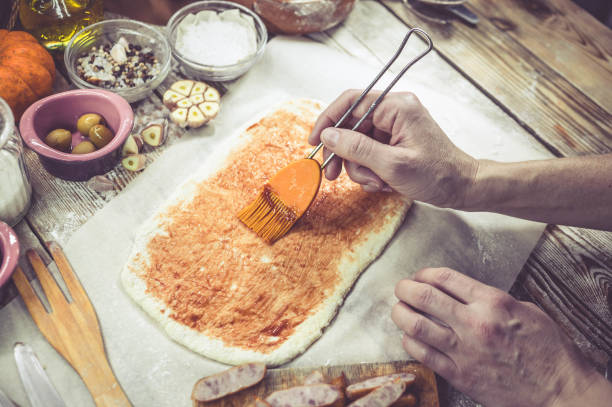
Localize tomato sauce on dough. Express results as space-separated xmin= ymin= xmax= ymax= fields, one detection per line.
xmin=130 ymin=102 xmax=406 ymax=353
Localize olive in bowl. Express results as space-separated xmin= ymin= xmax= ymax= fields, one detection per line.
xmin=19 ymin=90 xmax=133 ymax=181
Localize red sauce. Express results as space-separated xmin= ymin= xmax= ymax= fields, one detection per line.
xmin=130 ymin=101 xmax=406 ymax=353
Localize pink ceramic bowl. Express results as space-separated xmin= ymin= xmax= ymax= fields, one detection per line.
xmin=19 ymin=89 xmax=134 ymax=181
xmin=0 ymin=221 xmax=19 ymax=290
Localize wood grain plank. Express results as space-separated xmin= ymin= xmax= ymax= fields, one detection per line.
xmin=196 ymin=361 xmax=439 ymax=407
xmin=469 ymin=0 xmax=612 ymax=112
xmin=517 ymin=225 xmax=612 ymax=372
xmin=382 ymin=0 xmax=612 ymax=157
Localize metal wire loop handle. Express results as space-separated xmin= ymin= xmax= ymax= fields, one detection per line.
xmin=307 ymin=28 xmax=433 ymax=169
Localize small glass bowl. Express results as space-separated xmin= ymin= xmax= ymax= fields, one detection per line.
xmin=64 ymin=19 xmax=172 ymax=103
xmin=167 ymin=1 xmax=268 ymax=81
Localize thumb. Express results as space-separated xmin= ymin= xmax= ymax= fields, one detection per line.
xmin=321 ymin=128 xmax=391 ymax=174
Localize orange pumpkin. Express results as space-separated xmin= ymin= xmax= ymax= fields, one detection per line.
xmin=0 ymin=29 xmax=55 ymax=120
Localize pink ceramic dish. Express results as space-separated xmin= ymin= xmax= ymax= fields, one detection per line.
xmin=19 ymin=89 xmax=134 ymax=181
xmin=0 ymin=221 xmax=19 ymax=290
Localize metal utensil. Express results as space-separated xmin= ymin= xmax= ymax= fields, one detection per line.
xmin=14 ymin=342 xmax=66 ymax=407
xmin=404 ymin=0 xmax=479 ymax=25
xmin=308 ymin=27 xmax=434 ymax=168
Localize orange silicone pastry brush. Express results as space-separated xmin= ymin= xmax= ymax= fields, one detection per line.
xmin=237 ymin=28 xmax=433 ymax=243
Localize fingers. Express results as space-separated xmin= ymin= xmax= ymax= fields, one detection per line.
xmin=320 ymin=127 xmax=393 ymax=177
xmin=322 ymin=148 xmax=342 ymax=180
xmin=413 ymin=267 xmax=487 ymax=304
xmin=401 ymin=334 xmax=457 ymax=381
xmin=395 ymin=279 xmax=466 ymax=325
xmin=344 ymin=161 xmax=386 ymax=192
xmin=392 ymin=302 xmax=457 ymax=353
xmin=309 ymin=89 xmax=382 ymax=146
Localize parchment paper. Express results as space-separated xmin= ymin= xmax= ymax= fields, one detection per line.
xmin=0 ymin=37 xmax=552 ymax=406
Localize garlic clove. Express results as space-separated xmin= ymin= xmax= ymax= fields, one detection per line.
xmin=87 ymin=175 xmax=115 ymax=192
xmin=110 ymin=43 xmax=128 ymax=64
xmin=170 ymin=107 xmax=189 ymax=127
xmin=191 ymin=81 xmax=208 ymax=95
xmin=187 ymin=106 xmax=208 ymax=128
xmin=122 ymin=133 xmax=144 ymax=156
xmin=141 ymin=124 xmax=166 ymax=147
xmin=117 ymin=36 xmax=130 ymax=51
xmin=171 ymin=80 xmax=195 ymax=96
xmin=176 ymin=98 xmax=193 ymax=109
xmin=198 ymin=102 xmax=219 ymax=119
xmin=122 ymin=154 xmax=147 ymax=172
xmin=163 ymin=90 xmax=184 ymax=108
xmin=204 ymin=87 xmax=220 ymax=102
xmin=190 ymin=94 xmax=205 ymax=105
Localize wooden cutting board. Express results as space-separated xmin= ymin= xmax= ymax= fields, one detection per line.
xmin=195 ymin=361 xmax=439 ymax=407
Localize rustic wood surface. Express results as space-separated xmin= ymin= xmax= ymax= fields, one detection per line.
xmin=4 ymin=1 xmax=611 ymax=406
xmin=195 ymin=361 xmax=439 ymax=407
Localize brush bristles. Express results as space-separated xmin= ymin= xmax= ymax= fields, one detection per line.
xmin=237 ymin=186 xmax=298 ymax=243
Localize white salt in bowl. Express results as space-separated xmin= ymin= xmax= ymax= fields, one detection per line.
xmin=167 ymin=1 xmax=268 ymax=81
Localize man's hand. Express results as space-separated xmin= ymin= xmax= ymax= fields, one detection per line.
xmin=392 ymin=267 xmax=612 ymax=407
xmin=309 ymin=90 xmax=478 ymax=208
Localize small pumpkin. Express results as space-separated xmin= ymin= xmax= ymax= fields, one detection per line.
xmin=0 ymin=29 xmax=55 ymax=120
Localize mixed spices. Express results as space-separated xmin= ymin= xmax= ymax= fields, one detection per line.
xmin=76 ymin=37 xmax=161 ymax=89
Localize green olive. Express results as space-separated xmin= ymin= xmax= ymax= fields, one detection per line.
xmin=72 ymin=140 xmax=96 ymax=154
xmin=44 ymin=128 xmax=72 ymax=152
xmin=88 ymin=124 xmax=114 ymax=149
xmin=77 ymin=113 xmax=104 ymax=136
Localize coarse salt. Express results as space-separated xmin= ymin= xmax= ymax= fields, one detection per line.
xmin=175 ymin=9 xmax=258 ymax=66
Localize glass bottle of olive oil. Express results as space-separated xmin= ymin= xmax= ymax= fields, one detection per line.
xmin=19 ymin=0 xmax=104 ymax=51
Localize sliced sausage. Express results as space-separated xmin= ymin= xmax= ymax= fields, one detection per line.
xmin=265 ymin=384 xmax=342 ymax=407
xmin=191 ymin=362 xmax=267 ymax=402
xmin=346 ymin=373 xmax=416 ymax=400
xmin=303 ymin=370 xmax=327 ymax=385
xmin=347 ymin=379 xmax=406 ymax=407
xmin=391 ymin=393 xmax=417 ymax=407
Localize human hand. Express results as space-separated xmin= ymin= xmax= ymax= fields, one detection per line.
xmin=391 ymin=267 xmax=612 ymax=407
xmin=309 ymin=90 xmax=478 ymax=208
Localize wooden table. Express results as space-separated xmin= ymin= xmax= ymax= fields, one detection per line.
xmin=2 ymin=0 xmax=610 ymax=405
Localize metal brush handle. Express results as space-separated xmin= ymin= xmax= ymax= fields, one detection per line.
xmin=307 ymin=28 xmax=433 ymax=169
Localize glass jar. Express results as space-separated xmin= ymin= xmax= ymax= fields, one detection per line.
xmin=0 ymin=97 xmax=32 ymax=226
xmin=19 ymin=0 xmax=104 ymax=51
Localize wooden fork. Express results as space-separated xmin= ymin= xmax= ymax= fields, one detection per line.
xmin=12 ymin=242 xmax=131 ymax=407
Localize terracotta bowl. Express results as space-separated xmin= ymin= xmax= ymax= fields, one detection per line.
xmin=19 ymin=89 xmax=134 ymax=181
xmin=0 ymin=221 xmax=19 ymax=291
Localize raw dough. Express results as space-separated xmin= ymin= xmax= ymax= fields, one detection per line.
xmin=121 ymin=99 xmax=410 ymax=366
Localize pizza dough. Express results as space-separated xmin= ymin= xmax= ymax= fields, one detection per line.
xmin=121 ymin=99 xmax=410 ymax=366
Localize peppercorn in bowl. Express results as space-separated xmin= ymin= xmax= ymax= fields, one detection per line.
xmin=64 ymin=19 xmax=171 ymax=103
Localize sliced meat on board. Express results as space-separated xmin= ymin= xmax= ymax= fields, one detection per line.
xmin=348 ymin=379 xmax=406 ymax=407
xmin=265 ymin=384 xmax=343 ymax=407
xmin=192 ymin=362 xmax=267 ymax=402
xmin=346 ymin=373 xmax=416 ymax=400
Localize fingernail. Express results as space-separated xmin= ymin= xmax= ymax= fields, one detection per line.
xmin=321 ymin=129 xmax=339 ymax=148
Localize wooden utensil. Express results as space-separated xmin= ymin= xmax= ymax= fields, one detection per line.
xmin=195 ymin=360 xmax=439 ymax=407
xmin=237 ymin=27 xmax=433 ymax=243
xmin=12 ymin=242 xmax=131 ymax=407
